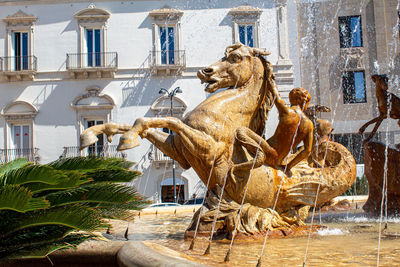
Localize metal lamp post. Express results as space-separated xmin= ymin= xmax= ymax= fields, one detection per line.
xmin=159 ymin=86 xmax=182 ymax=203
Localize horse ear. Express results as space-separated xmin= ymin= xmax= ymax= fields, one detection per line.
xmin=225 ymin=43 xmax=244 ymax=56
xmin=252 ymin=48 xmax=271 ymax=56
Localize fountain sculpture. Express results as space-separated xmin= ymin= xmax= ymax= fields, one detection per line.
xmin=80 ymin=43 xmax=356 ymax=238
xmin=359 ymin=74 xmax=400 ymax=215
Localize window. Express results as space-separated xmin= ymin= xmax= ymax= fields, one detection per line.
xmin=13 ymin=32 xmax=29 ymax=70
xmin=159 ymin=26 xmax=175 ymax=64
xmin=70 ymin=5 xmax=115 ymax=74
xmin=11 ymin=125 xmax=30 ymax=150
xmin=86 ymin=120 xmax=104 ymax=156
xmin=342 ymin=71 xmax=366 ymax=104
xmin=238 ymin=25 xmax=254 ymax=47
xmin=2 ymin=10 xmax=37 ymax=80
xmin=71 ymin=86 xmax=115 ymax=156
xmin=86 ymin=28 xmax=101 ymax=67
xmin=339 ymin=16 xmax=362 ymax=48
xmin=229 ymin=5 xmax=262 ymax=48
xmin=1 ymin=101 xmax=38 ymax=163
xmin=149 ymin=7 xmax=184 ymax=74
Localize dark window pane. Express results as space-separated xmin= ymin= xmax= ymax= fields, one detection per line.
xmin=239 ymin=25 xmax=246 ymax=45
xmin=86 ymin=29 xmax=93 ymax=66
xmin=247 ymin=26 xmax=254 ymax=47
xmin=159 ymin=27 xmax=167 ymax=64
xmin=14 ymin=32 xmax=21 ymax=70
xmin=350 ymin=17 xmax=362 ymax=47
xmin=354 ymin=71 xmax=366 ymax=102
xmin=94 ymin=29 xmax=101 ymax=66
xmin=22 ymin=33 xmax=28 ymax=70
xmin=342 ymin=71 xmax=366 ymax=104
xmin=168 ymin=27 xmax=175 ymax=64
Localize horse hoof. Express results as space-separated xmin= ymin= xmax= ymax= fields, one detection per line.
xmin=80 ymin=133 xmax=98 ymax=150
xmin=117 ymin=133 xmax=140 ymax=151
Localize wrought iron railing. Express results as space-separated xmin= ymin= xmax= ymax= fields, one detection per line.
xmin=60 ymin=145 xmax=126 ymax=159
xmin=0 ymin=148 xmax=39 ymax=164
xmin=0 ymin=56 xmax=37 ymax=72
xmin=66 ymin=52 xmax=118 ymax=70
xmin=149 ymin=50 xmax=186 ymax=67
xmin=153 ymin=146 xmax=172 ymax=162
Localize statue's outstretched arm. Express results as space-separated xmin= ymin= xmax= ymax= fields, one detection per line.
xmin=270 ymin=83 xmax=289 ymax=115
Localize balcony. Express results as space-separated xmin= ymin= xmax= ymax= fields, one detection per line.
xmin=66 ymin=52 xmax=118 ymax=79
xmin=151 ymin=145 xmax=172 ymax=168
xmin=0 ymin=148 xmax=39 ymax=164
xmin=0 ymin=56 xmax=37 ymax=81
xmin=60 ymin=145 xmax=126 ymax=159
xmin=149 ymin=50 xmax=186 ymax=75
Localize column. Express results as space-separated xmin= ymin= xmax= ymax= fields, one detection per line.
xmin=274 ymin=0 xmax=294 ymax=101
xmin=275 ymin=0 xmax=293 ymax=65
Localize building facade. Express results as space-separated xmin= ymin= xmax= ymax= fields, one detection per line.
xmin=0 ymin=0 xmax=300 ymax=203
xmin=297 ymin=0 xmax=400 ymax=164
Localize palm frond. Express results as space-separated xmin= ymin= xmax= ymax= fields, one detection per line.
xmin=45 ymin=183 xmax=140 ymax=207
xmin=82 ymin=166 xmax=141 ymax=183
xmin=48 ymin=157 xmax=135 ymax=171
xmin=0 ymin=225 xmax=71 ymax=254
xmin=0 ymin=206 xmax=105 ymax=238
xmin=26 ymin=173 xmax=91 ymax=193
xmin=0 ymin=159 xmax=30 ymax=176
xmin=0 ymin=184 xmax=49 ymax=212
xmin=2 ymin=233 xmax=95 ymax=260
xmin=0 ymin=165 xmax=67 ymax=186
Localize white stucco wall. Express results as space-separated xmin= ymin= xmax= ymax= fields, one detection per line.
xmin=0 ymin=0 xmax=299 ymax=201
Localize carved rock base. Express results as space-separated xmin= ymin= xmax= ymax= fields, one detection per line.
xmin=184 ymin=225 xmax=325 ymax=241
xmin=185 ymin=187 xmax=315 ymax=240
xmin=362 ymin=141 xmax=400 ymax=215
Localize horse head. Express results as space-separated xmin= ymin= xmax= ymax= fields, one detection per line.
xmin=371 ymin=74 xmax=389 ymax=91
xmin=197 ymin=43 xmax=271 ymax=93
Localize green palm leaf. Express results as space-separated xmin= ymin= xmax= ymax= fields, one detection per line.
xmin=3 ymin=233 xmax=95 ymax=260
xmin=48 ymin=157 xmax=135 ymax=171
xmin=0 ymin=225 xmax=71 ymax=255
xmin=82 ymin=166 xmax=141 ymax=183
xmin=0 ymin=165 xmax=67 ymax=186
xmin=45 ymin=183 xmax=140 ymax=207
xmin=0 ymin=158 xmax=30 ymax=176
xmin=0 ymin=184 xmax=49 ymax=212
xmin=26 ymin=173 xmax=91 ymax=193
xmin=0 ymin=206 xmax=104 ymax=238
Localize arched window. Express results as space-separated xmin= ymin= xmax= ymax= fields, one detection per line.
xmin=1 ymin=100 xmax=38 ymax=162
xmin=150 ymin=95 xmax=187 ymax=166
xmin=68 ymin=86 xmax=117 ymax=157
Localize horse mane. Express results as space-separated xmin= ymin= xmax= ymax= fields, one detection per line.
xmin=249 ymin=56 xmax=275 ymax=137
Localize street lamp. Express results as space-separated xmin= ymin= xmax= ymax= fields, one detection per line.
xmin=159 ymin=86 xmax=182 ymax=203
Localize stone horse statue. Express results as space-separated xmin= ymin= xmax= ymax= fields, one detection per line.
xmin=80 ymin=43 xmax=356 ymax=237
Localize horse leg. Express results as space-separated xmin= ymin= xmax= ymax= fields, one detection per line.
xmin=118 ymin=117 xmax=220 ymax=163
xmin=143 ymin=129 xmax=191 ymax=169
xmin=364 ymin=117 xmax=385 ymax=142
xmin=358 ymin=116 xmax=383 ymax=135
xmin=80 ymin=123 xmax=132 ymax=149
xmin=231 ymin=127 xmax=279 ymax=174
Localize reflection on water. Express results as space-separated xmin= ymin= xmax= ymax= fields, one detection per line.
xmin=129 ymin=211 xmax=400 ymax=266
